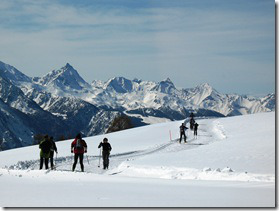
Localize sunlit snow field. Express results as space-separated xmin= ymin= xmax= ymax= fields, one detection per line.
xmin=0 ymin=112 xmax=275 ymax=207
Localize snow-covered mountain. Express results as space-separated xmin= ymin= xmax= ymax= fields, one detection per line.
xmin=0 ymin=60 xmax=275 ymax=150
xmin=32 ymin=63 xmax=91 ymax=95
xmin=0 ymin=75 xmax=72 ymax=149
xmin=0 ymin=61 xmax=31 ymax=85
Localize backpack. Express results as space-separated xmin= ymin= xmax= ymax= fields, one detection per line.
xmin=41 ymin=140 xmax=51 ymax=154
xmin=75 ymin=139 xmax=83 ymax=150
xmin=180 ymin=126 xmax=185 ymax=133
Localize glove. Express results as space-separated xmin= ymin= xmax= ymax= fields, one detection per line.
xmin=85 ymin=150 xmax=87 ymax=153
xmin=71 ymin=150 xmax=73 ymax=153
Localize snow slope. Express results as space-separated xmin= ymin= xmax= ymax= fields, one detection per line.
xmin=0 ymin=112 xmax=275 ymax=207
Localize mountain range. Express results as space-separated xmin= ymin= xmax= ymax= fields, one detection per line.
xmin=0 ymin=61 xmax=275 ymax=150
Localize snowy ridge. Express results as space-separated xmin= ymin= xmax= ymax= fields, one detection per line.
xmin=112 ymin=164 xmax=274 ymax=183
xmin=0 ymin=60 xmax=274 ymax=117
xmin=0 ymin=60 xmax=275 ymax=151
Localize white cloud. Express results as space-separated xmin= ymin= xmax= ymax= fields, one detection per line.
xmin=0 ymin=0 xmax=274 ymax=95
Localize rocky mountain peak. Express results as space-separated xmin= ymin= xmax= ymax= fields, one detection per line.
xmin=105 ymin=77 xmax=133 ymax=93
xmin=39 ymin=63 xmax=89 ymax=90
xmin=0 ymin=61 xmax=31 ymax=84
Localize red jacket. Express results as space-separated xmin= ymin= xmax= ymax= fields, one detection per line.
xmin=71 ymin=138 xmax=87 ymax=154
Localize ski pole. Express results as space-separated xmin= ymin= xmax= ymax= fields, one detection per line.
xmin=86 ymin=155 xmax=90 ymax=165
xmin=98 ymin=148 xmax=101 ymax=168
xmin=55 ymin=152 xmax=57 ymax=166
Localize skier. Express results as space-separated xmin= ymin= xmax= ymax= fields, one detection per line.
xmin=179 ymin=123 xmax=188 ymax=143
xmin=194 ymin=122 xmax=199 ymax=139
xmin=190 ymin=118 xmax=195 ymax=130
xmin=190 ymin=112 xmax=195 ymax=119
xmin=49 ymin=136 xmax=58 ymax=170
xmin=98 ymin=138 xmax=112 ymax=169
xmin=71 ymin=133 xmax=87 ymax=172
xmin=39 ymin=135 xmax=53 ymax=170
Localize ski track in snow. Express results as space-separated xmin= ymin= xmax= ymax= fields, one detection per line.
xmin=2 ymin=119 xmax=274 ymax=183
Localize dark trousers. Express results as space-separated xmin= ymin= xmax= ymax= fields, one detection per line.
xmin=72 ymin=153 xmax=84 ymax=172
xmin=190 ymin=124 xmax=194 ymax=130
xmin=194 ymin=130 xmax=198 ymax=136
xmin=50 ymin=151 xmax=55 ymax=168
xmin=180 ymin=132 xmax=187 ymax=143
xmin=40 ymin=157 xmax=49 ymax=169
xmin=102 ymin=151 xmax=110 ymax=169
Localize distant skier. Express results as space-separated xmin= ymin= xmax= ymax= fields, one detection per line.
xmin=98 ymin=138 xmax=112 ymax=169
xmin=71 ymin=133 xmax=87 ymax=172
xmin=49 ymin=136 xmax=58 ymax=170
xmin=179 ymin=123 xmax=188 ymax=143
xmin=190 ymin=118 xmax=195 ymax=130
xmin=39 ymin=135 xmax=53 ymax=170
xmin=190 ymin=112 xmax=195 ymax=119
xmin=194 ymin=122 xmax=199 ymax=139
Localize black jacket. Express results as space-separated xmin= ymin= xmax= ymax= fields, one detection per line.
xmin=180 ymin=125 xmax=188 ymax=133
xmin=98 ymin=142 xmax=112 ymax=152
xmin=50 ymin=140 xmax=57 ymax=152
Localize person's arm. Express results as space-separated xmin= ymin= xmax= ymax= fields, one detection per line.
xmin=71 ymin=141 xmax=75 ymax=153
xmin=83 ymin=140 xmax=87 ymax=153
xmin=98 ymin=142 xmax=102 ymax=148
xmin=54 ymin=142 xmax=57 ymax=153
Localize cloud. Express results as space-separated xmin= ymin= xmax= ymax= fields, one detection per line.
xmin=0 ymin=0 xmax=274 ymax=95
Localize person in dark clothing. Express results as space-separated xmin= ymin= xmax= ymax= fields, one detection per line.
xmin=190 ymin=118 xmax=195 ymax=130
xmin=190 ymin=112 xmax=195 ymax=119
xmin=39 ymin=135 xmax=53 ymax=170
xmin=98 ymin=138 xmax=112 ymax=169
xmin=49 ymin=136 xmax=58 ymax=170
xmin=194 ymin=122 xmax=199 ymax=138
xmin=179 ymin=123 xmax=188 ymax=143
xmin=71 ymin=133 xmax=87 ymax=172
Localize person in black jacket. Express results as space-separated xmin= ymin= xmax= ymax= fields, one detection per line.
xmin=194 ymin=122 xmax=199 ymax=139
xmin=179 ymin=123 xmax=188 ymax=143
xmin=49 ymin=136 xmax=58 ymax=170
xmin=190 ymin=118 xmax=195 ymax=130
xmin=98 ymin=138 xmax=112 ymax=169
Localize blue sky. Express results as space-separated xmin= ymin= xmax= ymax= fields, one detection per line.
xmin=0 ymin=0 xmax=275 ymax=95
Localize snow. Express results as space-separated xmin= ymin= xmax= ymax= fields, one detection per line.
xmin=0 ymin=112 xmax=275 ymax=207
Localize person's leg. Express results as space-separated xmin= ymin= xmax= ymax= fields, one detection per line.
xmin=106 ymin=153 xmax=110 ymax=169
xmin=72 ymin=154 xmax=78 ymax=171
xmin=79 ymin=154 xmax=84 ymax=172
xmin=183 ymin=132 xmax=187 ymax=142
xmin=102 ymin=153 xmax=106 ymax=169
xmin=179 ymin=133 xmax=182 ymax=143
xmin=45 ymin=158 xmax=49 ymax=169
xmin=104 ymin=152 xmax=109 ymax=169
xmin=50 ymin=151 xmax=54 ymax=169
xmin=40 ymin=157 xmax=43 ymax=170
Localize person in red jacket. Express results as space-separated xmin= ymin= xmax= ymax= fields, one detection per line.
xmin=71 ymin=133 xmax=87 ymax=172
